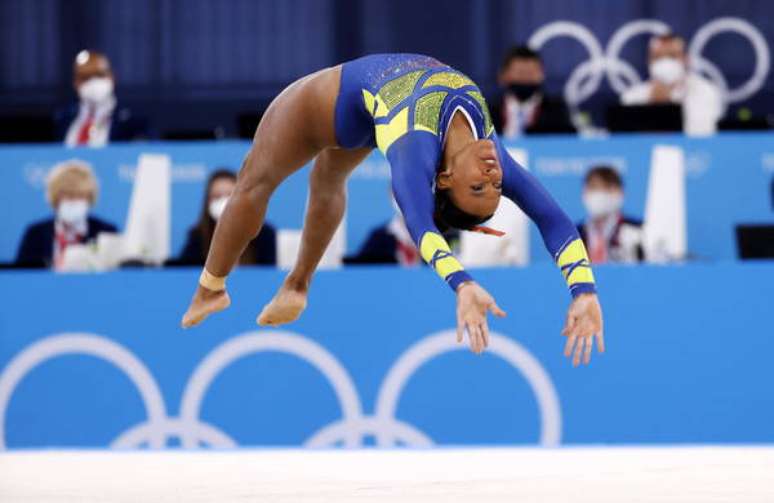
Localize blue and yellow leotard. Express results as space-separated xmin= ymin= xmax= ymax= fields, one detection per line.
xmin=335 ymin=54 xmax=595 ymax=297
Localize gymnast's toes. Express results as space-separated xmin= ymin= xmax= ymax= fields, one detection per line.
xmin=257 ymin=290 xmax=307 ymax=327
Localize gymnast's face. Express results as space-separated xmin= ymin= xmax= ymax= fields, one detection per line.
xmin=437 ymin=139 xmax=503 ymax=218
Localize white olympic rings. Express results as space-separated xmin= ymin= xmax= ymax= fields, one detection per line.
xmin=0 ymin=330 xmax=562 ymax=449
xmin=528 ymin=17 xmax=770 ymax=106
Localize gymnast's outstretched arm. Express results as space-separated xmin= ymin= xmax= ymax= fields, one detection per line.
xmin=494 ymin=135 xmax=604 ymax=365
xmin=388 ymin=132 xmax=505 ymax=354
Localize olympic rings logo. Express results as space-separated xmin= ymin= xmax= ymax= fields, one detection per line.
xmin=528 ymin=17 xmax=770 ymax=106
xmin=0 ymin=330 xmax=561 ymax=449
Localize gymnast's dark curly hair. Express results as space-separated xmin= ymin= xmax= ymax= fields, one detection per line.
xmin=433 ymin=188 xmax=494 ymax=232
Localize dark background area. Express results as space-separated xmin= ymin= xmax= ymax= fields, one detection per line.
xmin=1 ymin=0 xmax=772 ymax=138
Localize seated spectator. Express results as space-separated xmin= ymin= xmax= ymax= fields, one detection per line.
xmin=57 ymin=50 xmax=152 ymax=147
xmin=16 ymin=160 xmax=117 ymax=269
xmin=490 ymin=45 xmax=575 ymax=138
xmin=621 ymin=34 xmax=723 ymax=136
xmin=345 ymin=193 xmax=459 ymax=265
xmin=577 ymin=166 xmax=643 ymax=264
xmin=178 ymin=169 xmax=276 ymax=265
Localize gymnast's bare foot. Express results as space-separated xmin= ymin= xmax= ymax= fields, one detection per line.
xmin=181 ymin=285 xmax=231 ymax=328
xmin=257 ymin=278 xmax=308 ymax=327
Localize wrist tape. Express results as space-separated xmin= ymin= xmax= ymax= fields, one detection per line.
xmin=199 ymin=269 xmax=226 ymax=291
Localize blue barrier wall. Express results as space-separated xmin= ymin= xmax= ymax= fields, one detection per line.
xmin=1 ymin=264 xmax=772 ymax=448
xmin=1 ymin=133 xmax=772 ymax=263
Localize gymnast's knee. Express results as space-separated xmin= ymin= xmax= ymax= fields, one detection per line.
xmin=233 ymin=174 xmax=277 ymax=209
xmin=310 ymin=164 xmax=348 ymax=195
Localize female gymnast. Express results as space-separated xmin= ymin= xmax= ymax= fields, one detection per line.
xmin=181 ymin=54 xmax=604 ymax=366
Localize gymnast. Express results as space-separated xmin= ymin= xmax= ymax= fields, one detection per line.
xmin=181 ymin=53 xmax=604 ymax=365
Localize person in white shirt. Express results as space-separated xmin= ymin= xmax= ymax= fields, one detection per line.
xmin=621 ymin=34 xmax=724 ymax=136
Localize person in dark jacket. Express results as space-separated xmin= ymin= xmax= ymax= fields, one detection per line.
xmin=178 ymin=169 xmax=276 ymax=266
xmin=16 ymin=160 xmax=118 ymax=269
xmin=490 ymin=46 xmax=575 ymax=138
xmin=56 ymin=50 xmax=152 ymax=147
xmin=344 ymin=193 xmax=459 ymax=265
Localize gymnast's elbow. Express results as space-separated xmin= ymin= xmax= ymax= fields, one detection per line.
xmin=530 ymin=200 xmax=575 ymax=235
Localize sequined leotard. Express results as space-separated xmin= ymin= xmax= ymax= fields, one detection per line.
xmin=334 ymin=54 xmax=595 ymax=297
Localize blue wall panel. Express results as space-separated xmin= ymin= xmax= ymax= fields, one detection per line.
xmin=1 ymin=133 xmax=771 ymax=263
xmin=0 ymin=264 xmax=772 ymax=448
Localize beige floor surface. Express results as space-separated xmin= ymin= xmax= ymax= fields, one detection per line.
xmin=1 ymin=447 xmax=773 ymax=502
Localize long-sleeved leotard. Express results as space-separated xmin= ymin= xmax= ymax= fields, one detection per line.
xmin=334 ymin=54 xmax=595 ymax=297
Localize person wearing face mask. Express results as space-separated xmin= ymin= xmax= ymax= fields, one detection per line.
xmin=15 ymin=160 xmax=118 ymax=269
xmin=490 ymin=46 xmax=575 ymax=139
xmin=621 ymin=34 xmax=723 ymax=136
xmin=177 ymin=169 xmax=276 ymax=266
xmin=577 ymin=166 xmax=644 ymax=264
xmin=58 ymin=50 xmax=152 ymax=147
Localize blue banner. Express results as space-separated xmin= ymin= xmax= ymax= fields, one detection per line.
xmin=1 ymin=133 xmax=772 ymax=263
xmin=1 ymin=264 xmax=772 ymax=448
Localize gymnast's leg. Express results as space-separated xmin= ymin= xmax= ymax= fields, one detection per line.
xmin=181 ymin=67 xmax=342 ymax=328
xmin=257 ymin=146 xmax=372 ymax=326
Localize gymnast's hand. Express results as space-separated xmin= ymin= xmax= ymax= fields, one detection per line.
xmin=561 ymin=293 xmax=604 ymax=366
xmin=181 ymin=285 xmax=231 ymax=328
xmin=455 ymin=282 xmax=506 ymax=354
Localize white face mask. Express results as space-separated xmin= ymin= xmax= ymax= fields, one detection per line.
xmin=78 ymin=77 xmax=114 ymax=104
xmin=208 ymin=196 xmax=229 ymax=221
xmin=583 ymin=190 xmax=623 ymax=219
xmin=649 ymin=57 xmax=685 ymax=86
xmin=57 ymin=199 xmax=90 ymax=225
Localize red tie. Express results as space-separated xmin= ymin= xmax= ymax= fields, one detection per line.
xmin=589 ymin=224 xmax=608 ymax=263
xmin=76 ymin=109 xmax=95 ymax=145
xmin=54 ymin=227 xmax=84 ymax=269
xmin=396 ymin=240 xmax=419 ymax=266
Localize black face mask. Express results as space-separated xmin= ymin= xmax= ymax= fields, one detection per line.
xmin=507 ymin=83 xmax=541 ymax=102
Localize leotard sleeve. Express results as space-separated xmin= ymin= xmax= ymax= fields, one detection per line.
xmin=494 ymin=135 xmax=596 ymax=298
xmin=387 ymin=131 xmax=474 ymax=291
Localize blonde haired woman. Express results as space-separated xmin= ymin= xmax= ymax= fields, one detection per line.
xmin=16 ymin=159 xmax=117 ymax=269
